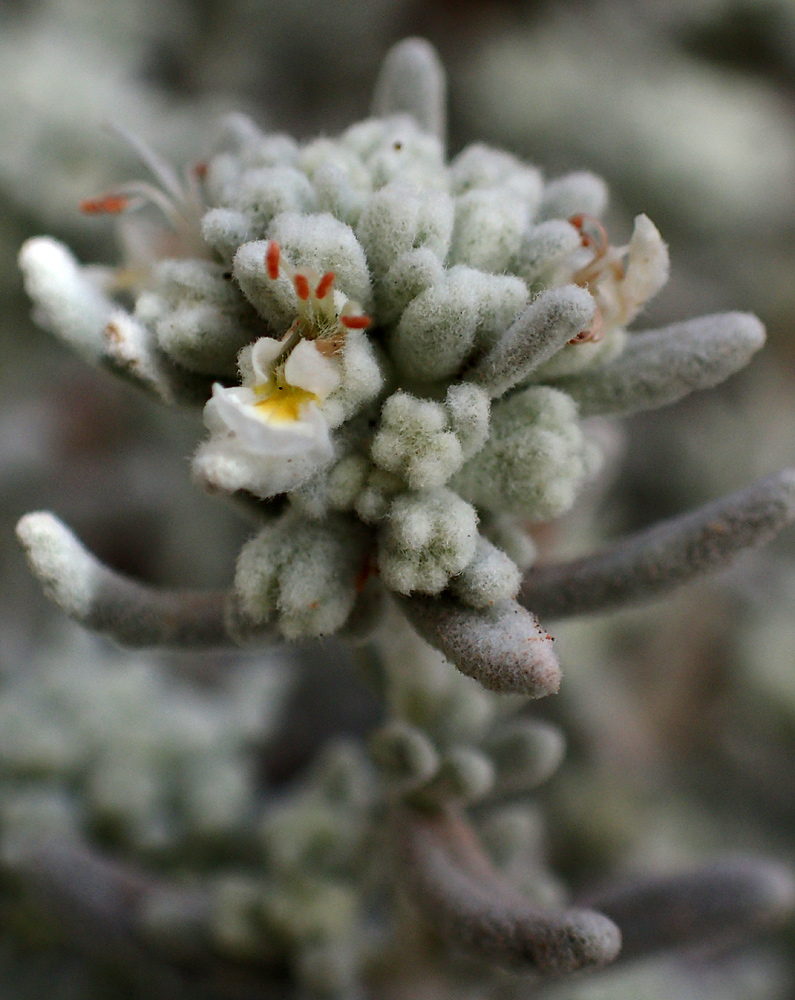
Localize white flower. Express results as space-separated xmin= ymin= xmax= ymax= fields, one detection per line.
xmin=80 ymin=125 xmax=211 ymax=292
xmin=565 ymin=213 xmax=669 ymax=340
xmin=195 ymin=335 xmax=341 ymax=499
xmin=194 ymin=243 xmax=373 ymax=500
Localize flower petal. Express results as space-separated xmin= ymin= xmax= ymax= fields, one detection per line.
xmin=619 ymin=214 xmax=669 ymax=325
xmin=249 ymin=336 xmax=286 ymax=383
xmin=204 ymin=383 xmax=333 ymax=457
xmin=284 ymin=338 xmax=342 ymax=399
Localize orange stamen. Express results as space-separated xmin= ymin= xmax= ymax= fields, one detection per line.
xmin=569 ymin=214 xmax=609 ymax=257
xmin=293 ymin=274 xmax=310 ymax=300
xmin=340 ymin=314 xmax=371 ymax=330
xmin=266 ymin=242 xmax=281 ymax=280
xmin=80 ymin=194 xmax=130 ymax=215
xmin=193 ymin=161 xmax=208 ymax=180
xmin=315 ymin=271 xmax=335 ymax=299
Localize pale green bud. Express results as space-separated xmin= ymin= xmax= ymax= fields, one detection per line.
xmin=378 ymin=488 xmax=478 ymax=595
xmin=449 ymin=188 xmax=529 ymax=273
xmin=234 ymin=511 xmax=371 ymax=639
xmin=538 ymin=170 xmax=608 ymax=221
xmin=449 ymin=536 xmax=521 ymax=608
xmin=450 ymin=143 xmax=543 ymax=210
xmin=356 ymin=181 xmax=454 ymax=278
xmin=452 ymin=386 xmax=590 ymax=519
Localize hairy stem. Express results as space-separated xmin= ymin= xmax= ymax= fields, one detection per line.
xmin=398 ymin=595 xmax=561 ymax=697
xmin=16 ymin=511 xmax=255 ymax=648
xmin=521 ymin=470 xmax=795 ymax=619
xmin=580 ymin=859 xmax=795 ymax=963
xmin=396 ymin=806 xmax=621 ymax=975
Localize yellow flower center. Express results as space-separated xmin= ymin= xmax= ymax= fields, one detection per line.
xmin=254 ymin=383 xmax=318 ymax=423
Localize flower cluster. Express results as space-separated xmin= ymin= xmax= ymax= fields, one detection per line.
xmin=19 ymin=42 xmax=675 ymax=643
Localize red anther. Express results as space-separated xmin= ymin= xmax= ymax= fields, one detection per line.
xmin=315 ymin=271 xmax=335 ymax=299
xmin=80 ymin=194 xmax=130 ymax=215
xmin=570 ymin=214 xmax=608 ymax=254
xmin=293 ymin=274 xmax=310 ymax=300
xmin=193 ymin=161 xmax=208 ymax=180
xmin=340 ymin=314 xmax=371 ymax=329
xmin=266 ymin=242 xmax=281 ymax=280
xmin=569 ymin=213 xmax=596 ymax=249
xmin=568 ymin=304 xmax=605 ymax=345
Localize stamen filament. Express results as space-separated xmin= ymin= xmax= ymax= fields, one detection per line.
xmin=105 ymin=121 xmax=185 ymax=202
xmin=568 ymin=304 xmax=605 ymax=345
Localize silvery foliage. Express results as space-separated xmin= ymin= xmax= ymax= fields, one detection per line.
xmin=13 ymin=37 xmax=795 ymax=998
xmin=0 ymin=626 xmax=289 ymax=859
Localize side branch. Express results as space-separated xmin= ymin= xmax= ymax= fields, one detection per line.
xmin=554 ymin=312 xmax=765 ymax=417
xmin=18 ymin=239 xmax=209 ymax=406
xmin=521 ymin=470 xmax=795 ymax=619
xmin=16 ymin=511 xmax=252 ymax=648
xmin=581 ymin=859 xmax=795 ymax=963
xmin=398 ymin=595 xmax=561 ymax=697
xmin=8 ymin=838 xmax=157 ymax=960
xmin=465 ymin=285 xmax=594 ymax=398
xmin=397 ymin=807 xmax=621 ymax=975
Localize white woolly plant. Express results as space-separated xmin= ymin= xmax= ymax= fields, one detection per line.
xmin=14 ymin=37 xmax=795 ymax=998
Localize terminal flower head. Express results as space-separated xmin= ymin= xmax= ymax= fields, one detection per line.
xmin=19 ymin=37 xmax=758 ymax=650
xmin=13 ymin=40 xmax=789 ymax=999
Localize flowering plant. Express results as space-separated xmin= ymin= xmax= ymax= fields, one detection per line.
xmin=14 ymin=37 xmax=795 ymax=999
